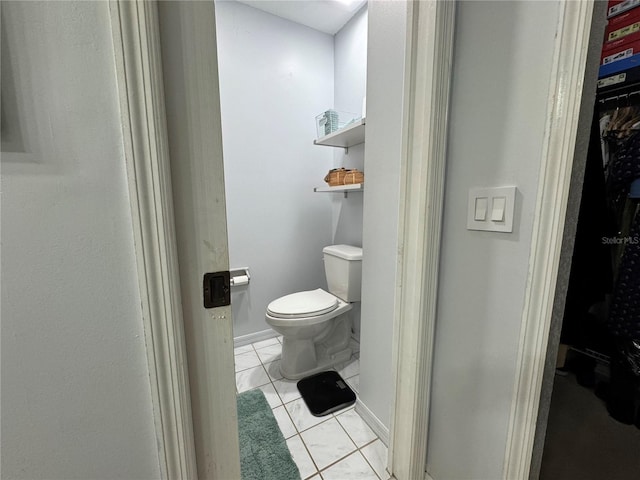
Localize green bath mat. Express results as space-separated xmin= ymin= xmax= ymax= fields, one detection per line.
xmin=237 ymin=389 xmax=301 ymax=480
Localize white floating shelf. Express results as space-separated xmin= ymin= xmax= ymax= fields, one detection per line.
xmin=314 ymin=184 xmax=364 ymax=197
xmin=314 ymin=118 xmax=365 ymax=148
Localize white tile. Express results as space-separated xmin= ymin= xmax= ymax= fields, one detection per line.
xmin=264 ymin=359 xmax=284 ymax=381
xmin=273 ymin=379 xmax=301 ymax=404
xmin=235 ymin=365 xmax=270 ymax=393
xmin=252 ymin=336 xmax=279 ymax=350
xmin=346 ymin=374 xmax=359 ymax=394
xmin=307 ymin=476 xmax=320 ymax=480
xmin=234 ymin=350 xmax=261 ymax=372
xmin=234 ymin=344 xmax=253 ymax=355
xmin=361 ymin=439 xmax=388 ymax=480
xmin=321 ymin=451 xmax=378 ymax=480
xmin=255 ymin=343 xmax=282 ymax=364
xmin=349 ymin=338 xmax=360 ymax=354
xmin=257 ymin=383 xmax=282 ymax=408
xmin=277 ymin=335 xmax=284 ymax=343
xmin=286 ymin=434 xmax=317 ymax=480
xmin=335 ymin=408 xmax=376 ymax=447
xmin=285 ymin=397 xmax=327 ymax=432
xmin=300 ymin=417 xmax=357 ymax=470
xmin=272 ymin=405 xmax=297 ymax=439
xmin=336 ymin=357 xmax=359 ymax=379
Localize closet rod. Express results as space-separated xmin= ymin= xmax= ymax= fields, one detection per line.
xmin=598 ymin=92 xmax=640 ymax=104
xmin=598 ymin=82 xmax=640 ymax=104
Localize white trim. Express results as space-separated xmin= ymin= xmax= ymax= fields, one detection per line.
xmin=109 ymin=2 xmax=197 ymax=479
xmin=109 ymin=0 xmax=458 ymax=478
xmin=502 ymin=1 xmax=594 ymax=479
xmin=355 ymin=399 xmax=390 ymax=447
xmin=388 ymin=1 xmax=456 ymax=480
xmin=234 ymin=329 xmax=279 ymax=348
xmin=157 ymin=3 xmax=241 ymax=478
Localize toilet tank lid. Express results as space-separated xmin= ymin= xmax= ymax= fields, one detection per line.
xmin=323 ymin=245 xmax=362 ymax=261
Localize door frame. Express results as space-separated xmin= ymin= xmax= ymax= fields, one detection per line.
xmin=109 ymin=0 xmax=492 ymax=479
xmin=502 ymin=1 xmax=595 ymax=478
xmin=388 ymin=1 xmax=455 ymax=479
xmin=110 ymin=0 xmax=597 ymax=479
xmin=109 ymin=1 xmax=197 ymax=478
xmin=527 ymin=2 xmax=609 ymax=477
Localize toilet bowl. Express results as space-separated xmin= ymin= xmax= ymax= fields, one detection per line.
xmin=265 ymin=245 xmax=362 ymax=380
xmin=266 ymin=288 xmax=353 ymax=379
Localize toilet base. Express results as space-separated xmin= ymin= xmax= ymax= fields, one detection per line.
xmin=279 ymin=313 xmax=353 ymax=380
xmin=280 ymin=343 xmax=352 ymax=380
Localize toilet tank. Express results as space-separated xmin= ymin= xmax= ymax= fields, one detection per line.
xmin=323 ymin=245 xmax=363 ymax=302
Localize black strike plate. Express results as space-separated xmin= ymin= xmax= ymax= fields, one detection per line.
xmin=203 ymin=271 xmax=231 ymax=309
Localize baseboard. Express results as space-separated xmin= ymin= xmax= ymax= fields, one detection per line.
xmin=234 ymin=328 xmax=278 ymax=348
xmin=355 ymin=398 xmax=389 ymax=447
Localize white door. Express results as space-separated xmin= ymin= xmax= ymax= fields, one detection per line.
xmin=157 ymin=2 xmax=241 ymax=478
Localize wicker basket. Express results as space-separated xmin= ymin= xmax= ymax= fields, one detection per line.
xmin=324 ymin=168 xmax=364 ymax=186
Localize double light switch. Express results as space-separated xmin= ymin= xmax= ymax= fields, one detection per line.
xmin=467 ymin=186 xmax=516 ymax=232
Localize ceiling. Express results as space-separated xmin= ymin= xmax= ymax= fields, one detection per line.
xmin=235 ymin=0 xmax=367 ymax=35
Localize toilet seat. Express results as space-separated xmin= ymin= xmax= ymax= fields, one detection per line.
xmin=267 ymin=288 xmax=338 ymax=319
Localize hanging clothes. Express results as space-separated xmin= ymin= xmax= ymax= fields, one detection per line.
xmin=604 ymin=121 xmax=640 ymax=428
xmin=560 ymin=111 xmax=615 ymax=350
xmin=607 ymin=131 xmax=640 ymax=345
xmin=608 ymin=210 xmax=640 ymax=344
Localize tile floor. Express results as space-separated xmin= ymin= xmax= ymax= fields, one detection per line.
xmin=235 ymin=336 xmax=390 ymax=480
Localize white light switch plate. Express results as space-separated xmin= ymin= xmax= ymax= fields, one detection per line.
xmin=467 ymin=186 xmax=517 ymax=232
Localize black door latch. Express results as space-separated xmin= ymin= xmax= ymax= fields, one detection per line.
xmin=203 ymin=271 xmax=231 ymax=308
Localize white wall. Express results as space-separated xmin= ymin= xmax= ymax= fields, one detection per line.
xmin=358 ymin=0 xmax=407 ymax=431
xmin=1 ymin=2 xmax=160 ymax=479
xmin=215 ymin=0 xmax=335 ymax=339
xmin=426 ymin=2 xmax=561 ymax=479
xmin=333 ymin=5 xmax=368 ymax=125
xmin=332 ymin=5 xmax=368 ymax=338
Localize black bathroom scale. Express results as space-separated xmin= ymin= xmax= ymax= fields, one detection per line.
xmin=297 ymin=370 xmax=356 ymax=417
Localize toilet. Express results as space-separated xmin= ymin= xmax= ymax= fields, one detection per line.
xmin=265 ymin=244 xmax=362 ymax=380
